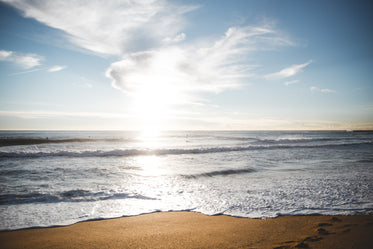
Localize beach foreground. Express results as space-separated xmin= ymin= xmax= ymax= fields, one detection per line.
xmin=0 ymin=212 xmax=372 ymax=249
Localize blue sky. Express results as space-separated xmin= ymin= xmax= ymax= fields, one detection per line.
xmin=0 ymin=0 xmax=372 ymax=130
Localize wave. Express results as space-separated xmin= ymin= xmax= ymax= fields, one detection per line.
xmin=254 ymin=137 xmax=337 ymax=144
xmin=0 ymin=141 xmax=371 ymax=158
xmin=0 ymin=134 xmax=348 ymax=147
xmin=182 ymin=168 xmax=256 ymax=179
xmin=0 ymin=138 xmax=132 ymax=147
xmin=0 ymin=190 xmax=157 ymax=205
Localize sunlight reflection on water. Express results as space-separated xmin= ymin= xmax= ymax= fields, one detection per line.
xmin=136 ymin=155 xmax=165 ymax=176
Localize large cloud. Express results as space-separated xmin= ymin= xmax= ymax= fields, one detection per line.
xmin=106 ymin=25 xmax=293 ymax=104
xmin=2 ymin=0 xmax=197 ymax=55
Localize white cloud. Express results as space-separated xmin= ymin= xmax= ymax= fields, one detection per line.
xmin=14 ymin=54 xmax=42 ymax=68
xmin=284 ymin=79 xmax=299 ymax=86
xmin=0 ymin=50 xmax=13 ymax=60
xmin=0 ymin=49 xmax=42 ymax=68
xmin=2 ymin=0 xmax=198 ymax=55
xmin=266 ymin=60 xmax=312 ymax=79
xmin=106 ymin=24 xmax=293 ymax=106
xmin=321 ymin=88 xmax=336 ymax=93
xmin=48 ymin=65 xmax=66 ymax=72
xmin=310 ymin=86 xmax=336 ymax=93
xmin=8 ymin=68 xmax=44 ymax=76
xmin=162 ymin=33 xmax=186 ymax=43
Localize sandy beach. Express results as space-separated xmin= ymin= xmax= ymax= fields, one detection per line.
xmin=0 ymin=212 xmax=372 ymax=249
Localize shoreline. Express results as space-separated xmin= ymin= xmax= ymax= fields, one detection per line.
xmin=1 ymin=212 xmax=372 ymax=248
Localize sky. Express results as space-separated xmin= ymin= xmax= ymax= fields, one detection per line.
xmin=0 ymin=0 xmax=372 ymax=130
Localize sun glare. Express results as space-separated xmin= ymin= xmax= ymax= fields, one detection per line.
xmin=138 ymin=127 xmax=161 ymax=141
xmin=137 ymin=123 xmax=163 ymax=149
xmin=131 ymin=77 xmax=186 ymax=132
xmin=135 ymin=155 xmax=163 ymax=176
xmin=134 ymin=89 xmax=167 ymax=127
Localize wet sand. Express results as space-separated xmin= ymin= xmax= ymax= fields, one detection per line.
xmin=0 ymin=212 xmax=372 ymax=249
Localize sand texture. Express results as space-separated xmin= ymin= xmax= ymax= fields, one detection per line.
xmin=0 ymin=212 xmax=372 ymax=249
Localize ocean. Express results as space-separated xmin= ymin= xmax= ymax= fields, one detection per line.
xmin=0 ymin=130 xmax=372 ymax=231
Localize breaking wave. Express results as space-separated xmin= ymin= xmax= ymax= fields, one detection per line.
xmin=0 ymin=190 xmax=157 ymax=205
xmin=0 ymin=141 xmax=371 ymax=158
xmin=182 ymin=168 xmax=256 ymax=179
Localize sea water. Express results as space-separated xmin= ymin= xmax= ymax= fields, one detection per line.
xmin=0 ymin=130 xmax=372 ymax=230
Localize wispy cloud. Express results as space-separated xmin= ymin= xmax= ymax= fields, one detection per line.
xmin=8 ymin=65 xmax=66 ymax=76
xmin=2 ymin=0 xmax=199 ymax=55
xmin=106 ymin=24 xmax=293 ymax=104
xmin=162 ymin=33 xmax=186 ymax=43
xmin=266 ymin=60 xmax=312 ymax=79
xmin=0 ymin=50 xmax=13 ymax=60
xmin=310 ymin=86 xmax=336 ymax=93
xmin=284 ymin=79 xmax=299 ymax=86
xmin=0 ymin=49 xmax=42 ymax=68
xmin=8 ymin=68 xmax=44 ymax=76
xmin=0 ymin=110 xmax=129 ymax=119
xmin=48 ymin=65 xmax=66 ymax=72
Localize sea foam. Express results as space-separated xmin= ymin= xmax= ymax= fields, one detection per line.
xmin=0 ymin=130 xmax=372 ymax=231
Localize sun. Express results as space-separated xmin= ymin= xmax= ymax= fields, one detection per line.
xmin=132 ymin=89 xmax=167 ymax=134
xmin=130 ymin=77 xmax=186 ymax=133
